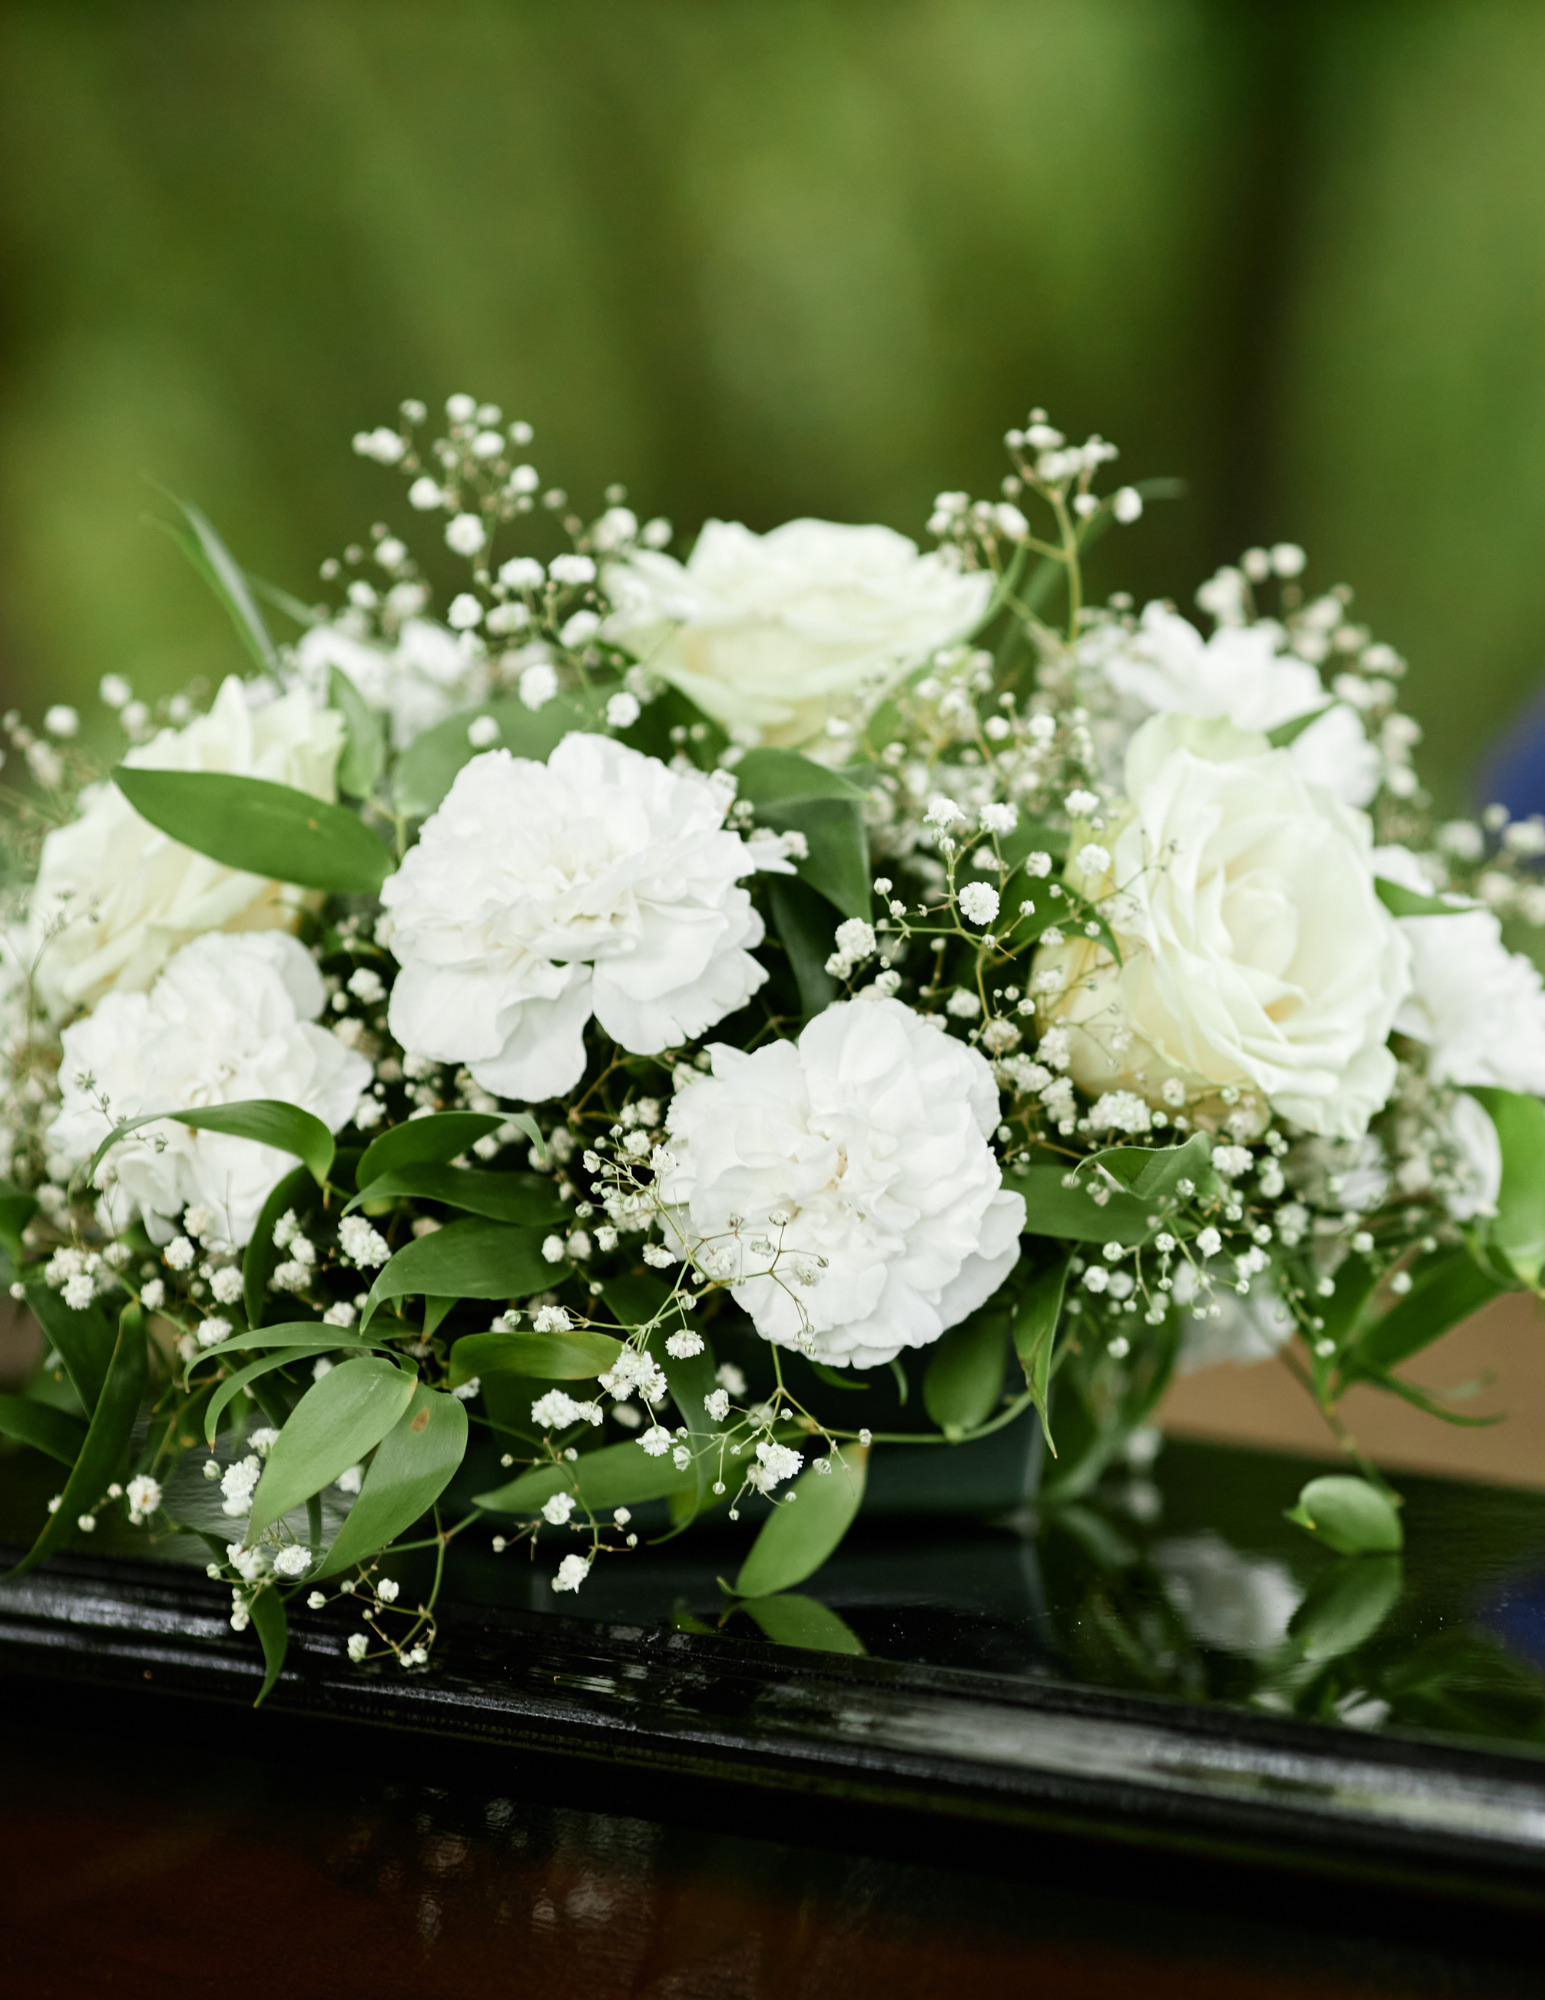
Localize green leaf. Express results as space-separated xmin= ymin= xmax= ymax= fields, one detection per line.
xmin=154 ymin=493 xmax=279 ymax=674
xmin=318 ymin=1382 xmax=468 ymax=1578
xmin=86 ymin=1097 xmax=336 ymax=1195
xmin=598 ymin=1275 xmax=721 ymax=1516
xmin=734 ymin=1444 xmax=867 ymax=1599
xmin=808 ymin=1361 xmax=867 ymax=1391
xmin=361 ymin=1219 xmax=552 ymax=1329
xmin=741 ymin=1592 xmax=866 ymax=1656
xmin=996 ymin=819 xmax=1070 ymax=871
xmin=23 ymin=1278 xmax=118 ymax=1412
xmin=733 ymin=749 xmax=872 ymax=920
xmin=349 ymin=1164 xmax=567 ymax=1227
xmin=328 ymin=663 xmax=387 ymax=800
xmin=475 ymin=1436 xmax=697 ymax=1516
xmin=1082 ymin=1132 xmax=1220 ymax=1207
xmin=1285 ymin=1474 xmax=1404 ymax=1555
xmin=1266 ymin=706 xmax=1331 ymax=750
xmin=393 ymin=690 xmax=608 ymax=819
xmin=111 ymin=767 xmax=389 ymax=896
xmin=202 ymin=1344 xmax=345 ymax=1446
xmin=766 ymin=876 xmax=839 ymax=1018
xmin=922 ymin=1304 xmax=1009 ymax=1437
xmin=1348 ymin=1248 xmax=1504 ymax=1376
xmin=0 ymin=1392 xmax=88 ymax=1466
xmin=189 ymin=1322 xmax=378 ymax=1366
xmin=1288 ymin=1556 xmax=1404 ymax=1663
xmin=447 ymin=1327 xmax=624 ymax=1385
xmin=7 ymin=1302 xmax=148 ymax=1578
xmin=1375 ymin=877 xmax=1472 ymax=920
xmin=1012 ymin=1254 xmax=1071 ymax=1448
xmin=245 ymin=1355 xmax=417 ymax=1544
xmin=999 ymin=1163 xmax=1153 ymax=1243
xmin=0 ymin=1179 xmax=38 ymax=1264
xmin=244 ymin=1165 xmax=319 ymax=1328
xmin=1470 ymin=1087 xmax=1545 ymax=1287
xmin=357 ymin=1111 xmax=518 ymax=1186
xmin=249 ymin=1585 xmax=289 ymax=1707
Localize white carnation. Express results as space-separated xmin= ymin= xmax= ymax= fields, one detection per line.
xmin=602 ymin=519 xmax=991 ymax=747
xmin=29 ymin=677 xmax=343 ymax=1018
xmin=657 ymin=997 xmax=1025 ymax=1368
xmin=1393 ymin=908 xmax=1545 ymax=1094
xmin=1086 ymin=604 xmax=1380 ymax=807
xmin=1038 ymin=714 xmax=1409 ymax=1138
xmin=382 ymin=735 xmax=769 ymax=1101
xmin=47 ymin=932 xmax=369 ymax=1248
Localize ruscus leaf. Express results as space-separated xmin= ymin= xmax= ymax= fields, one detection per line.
xmin=734 ymin=1444 xmax=868 ymax=1599
xmin=318 ymin=1382 xmax=468 ymax=1577
xmin=245 ymin=1355 xmax=417 ymax=1544
xmin=741 ymin=1592 xmax=866 ymax=1655
xmin=328 ymin=663 xmax=387 ymax=799
xmin=447 ymin=1327 xmax=625 ymax=1385
xmin=923 ymin=1305 xmax=1010 ymax=1437
xmin=112 ymin=766 xmax=390 ymax=896
xmin=0 ymin=1392 xmax=89 ymax=1466
xmin=393 ymin=690 xmax=608 ymax=818
xmin=249 ymin=1586 xmax=289 ymax=1708
xmin=361 ymin=1219 xmax=552 ymax=1328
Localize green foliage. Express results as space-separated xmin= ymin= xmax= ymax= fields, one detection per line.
xmin=111 ymin=766 xmax=390 ymax=895
xmin=0 ymin=1180 xmax=39 ymax=1265
xmin=245 ymin=1354 xmax=417 ymax=1543
xmin=766 ymin=875 xmax=839 ymax=1018
xmin=201 ymin=1344 xmax=346 ymax=1446
xmin=24 ymin=1278 xmax=118 ymax=1412
xmin=1374 ymin=877 xmax=1470 ymax=920
xmin=351 ymin=1163 xmax=567 ymax=1227
xmin=361 ymin=1219 xmax=552 ymax=1328
xmin=1347 ymin=1247 xmax=1503 ymax=1378
xmin=328 ymin=663 xmax=387 ymax=799
xmin=1082 ymin=1132 xmax=1220 ymax=1206
xmin=475 ymin=1437 xmax=697 ymax=1516
xmin=998 ymin=1163 xmax=1153 ymax=1243
xmin=1288 ymin=1554 xmax=1404 ymax=1662
xmin=318 ymin=1381 xmax=468 ymax=1577
xmin=922 ymin=1302 xmax=1009 ymax=1437
xmin=1012 ymin=1253 xmax=1071 ymax=1448
xmin=1470 ymin=1087 xmax=1545 ymax=1287
xmin=356 ymin=1110 xmax=542 ymax=1186
xmin=734 ymin=1443 xmax=867 ymax=1598
xmin=393 ymin=689 xmax=608 ymax=818
xmin=0 ymin=1392 xmax=88 ymax=1467
xmin=154 ymin=492 xmax=280 ymax=675
xmin=741 ymin=1592 xmax=866 ymax=1655
xmin=447 ymin=1327 xmax=623 ymax=1385
xmin=733 ymin=749 xmax=872 ymax=921
xmin=84 ymin=1097 xmax=337 ymax=1194
xmin=249 ymin=1586 xmax=289 ymax=1708
xmin=243 ymin=1165 xmax=319 ymax=1327
xmin=1285 ymin=1475 xmax=1404 ymax=1556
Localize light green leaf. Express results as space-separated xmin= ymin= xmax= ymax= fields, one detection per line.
xmin=1287 ymin=1555 xmax=1404 ymax=1662
xmin=249 ymin=1585 xmax=289 ymax=1707
xmin=1081 ymin=1132 xmax=1220 ymax=1206
xmin=0 ymin=1179 xmax=38 ymax=1263
xmin=243 ymin=1164 xmax=319 ymax=1328
xmin=393 ymin=689 xmax=608 ymax=818
xmin=245 ymin=1355 xmax=417 ymax=1544
xmin=922 ymin=1304 xmax=1009 ymax=1437
xmin=741 ymin=1592 xmax=866 ymax=1656
xmin=1284 ymin=1474 xmax=1404 ymax=1555
xmin=1348 ymin=1247 xmax=1503 ymax=1376
xmin=734 ymin=1444 xmax=867 ymax=1599
xmin=7 ymin=1302 xmax=147 ymax=1578
xmin=447 ymin=1327 xmax=624 ymax=1385
xmin=1470 ymin=1087 xmax=1545 ymax=1287
xmin=1375 ymin=877 xmax=1473 ymax=920
xmin=766 ymin=876 xmax=839 ymax=1018
xmin=111 ymin=766 xmax=389 ymax=896
xmin=361 ymin=1219 xmax=552 ymax=1329
xmin=318 ymin=1382 xmax=468 ymax=1578
xmin=189 ymin=1322 xmax=377 ymax=1367
xmin=202 ymin=1344 xmax=345 ymax=1446
xmin=356 ymin=1111 xmax=507 ymax=1185
xmin=328 ymin=664 xmax=387 ymax=800
xmin=0 ymin=1392 xmax=88 ymax=1466
xmin=475 ymin=1436 xmax=697 ymax=1516
xmin=154 ymin=493 xmax=279 ymax=674
xmin=23 ymin=1278 xmax=117 ymax=1412
xmin=1012 ymin=1254 xmax=1070 ymax=1449
xmin=1266 ymin=706 xmax=1330 ymax=750
xmin=348 ymin=1163 xmax=567 ymax=1227
xmin=86 ymin=1097 xmax=336 ymax=1193
xmin=999 ymin=1163 xmax=1153 ymax=1243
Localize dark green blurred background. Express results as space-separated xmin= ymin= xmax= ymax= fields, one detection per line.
xmin=2 ymin=0 xmax=1543 ymax=807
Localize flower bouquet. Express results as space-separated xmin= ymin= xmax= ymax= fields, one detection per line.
xmin=3 ymin=392 xmax=1543 ymax=1696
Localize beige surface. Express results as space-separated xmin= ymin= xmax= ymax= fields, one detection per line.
xmin=1161 ymin=1292 xmax=1545 ymax=1488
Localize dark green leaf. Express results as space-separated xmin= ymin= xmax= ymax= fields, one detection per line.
xmin=1375 ymin=878 xmax=1472 ymax=920
xmin=766 ymin=876 xmax=839 ymax=1018
xmin=23 ymin=1278 xmax=117 ymax=1412
xmin=1349 ymin=1248 xmax=1503 ymax=1376
xmin=599 ymin=1272 xmax=721 ymax=1513
xmin=393 ymin=689 xmax=608 ymax=819
xmin=356 ymin=1111 xmax=519 ymax=1186
xmin=246 ymin=1355 xmax=417 ymax=1543
xmin=447 ymin=1327 xmax=624 ymax=1385
xmin=318 ymin=1382 xmax=468 ymax=1578
xmin=923 ymin=1305 xmax=1009 ymax=1437
xmin=1470 ymin=1087 xmax=1545 ymax=1287
xmin=1362 ymin=1369 xmax=1505 ymax=1427
xmin=741 ymin=1592 xmax=866 ymax=1655
xmin=1012 ymin=1254 xmax=1070 ymax=1449
xmin=808 ymin=1361 xmax=867 ymax=1391
xmin=249 ymin=1585 xmax=289 ymax=1707
xmin=361 ymin=1219 xmax=552 ymax=1329
xmin=85 ymin=1098 xmax=337 ymax=1195
xmin=734 ymin=1444 xmax=867 ymax=1599
xmin=202 ymin=1344 xmax=345 ymax=1445
xmin=189 ymin=1322 xmax=377 ymax=1366
xmin=0 ymin=1179 xmax=38 ymax=1264
xmin=733 ymin=748 xmax=872 ymax=920
xmin=996 ymin=819 xmax=1071 ymax=871
xmin=350 ymin=1164 xmax=567 ymax=1227
xmin=154 ymin=493 xmax=279 ymax=674
xmin=999 ymin=1164 xmax=1153 ymax=1243
xmin=7 ymin=1302 xmax=147 ymax=1578
xmin=244 ymin=1165 xmax=319 ymax=1328
xmin=0 ymin=1392 xmax=88 ymax=1466
xmin=111 ymin=766 xmax=389 ymax=896
xmin=1288 ymin=1554 xmax=1404 ymax=1663
xmin=475 ymin=1436 xmax=697 ymax=1515
xmin=1285 ymin=1474 xmax=1404 ymax=1555
xmin=328 ymin=664 xmax=387 ymax=799
xmin=732 ymin=748 xmax=868 ymax=806
xmin=1083 ymin=1132 xmax=1220 ymax=1206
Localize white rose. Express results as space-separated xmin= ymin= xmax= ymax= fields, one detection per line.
xmin=1039 ymin=714 xmax=1409 ymax=1138
xmin=1442 ymin=1090 xmax=1503 ymax=1222
xmin=1088 ymin=604 xmax=1380 ymax=806
xmin=296 ymin=616 xmax=476 ymax=751
xmin=382 ymin=734 xmax=769 ymax=1101
xmin=656 ymin=997 xmax=1026 ymax=1368
xmin=29 ymin=677 xmax=343 ymax=1018
xmin=602 ymin=518 xmax=992 ymax=747
xmin=48 ymin=931 xmax=369 ymax=1248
